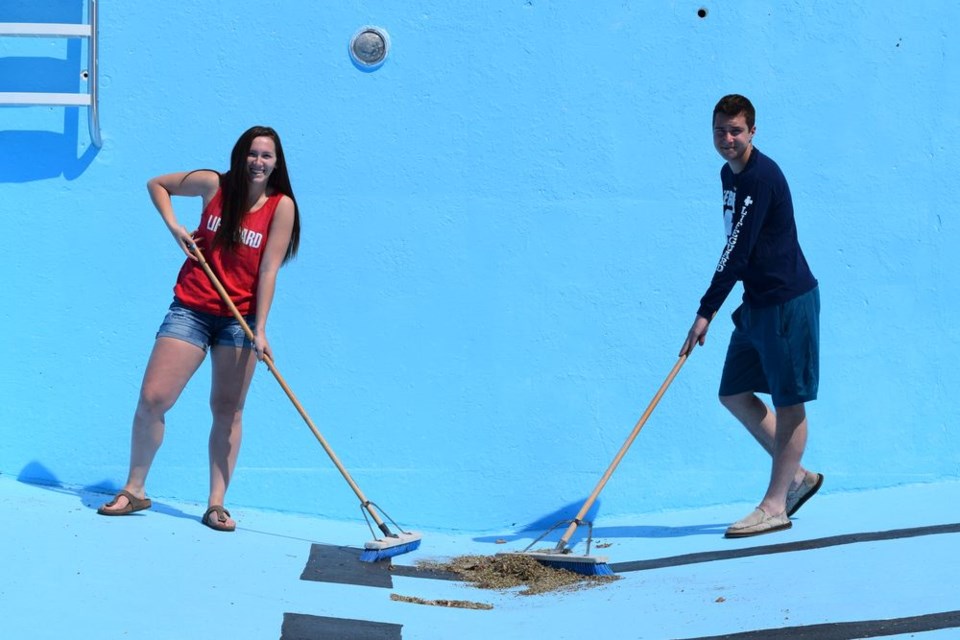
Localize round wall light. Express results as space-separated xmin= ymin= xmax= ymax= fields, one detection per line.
xmin=349 ymin=26 xmax=390 ymax=71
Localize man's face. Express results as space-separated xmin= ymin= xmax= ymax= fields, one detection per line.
xmin=713 ymin=112 xmax=755 ymax=168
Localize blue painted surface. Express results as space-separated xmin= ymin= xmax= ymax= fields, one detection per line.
xmin=2 ymin=474 xmax=958 ymax=639
xmin=1 ymin=1 xmax=958 ymax=534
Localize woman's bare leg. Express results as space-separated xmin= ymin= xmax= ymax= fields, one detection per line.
xmin=100 ymin=337 xmax=205 ymax=512
xmin=205 ymin=343 xmax=257 ymax=528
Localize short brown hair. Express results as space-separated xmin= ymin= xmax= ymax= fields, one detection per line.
xmin=713 ymin=94 xmax=755 ymax=129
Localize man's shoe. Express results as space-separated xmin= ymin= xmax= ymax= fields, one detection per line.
xmin=786 ymin=471 xmax=824 ymax=517
xmin=724 ymin=507 xmax=791 ymax=538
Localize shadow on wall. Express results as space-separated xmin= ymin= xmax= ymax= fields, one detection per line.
xmin=0 ymin=129 xmax=97 ymax=181
xmin=0 ymin=0 xmax=99 ymax=181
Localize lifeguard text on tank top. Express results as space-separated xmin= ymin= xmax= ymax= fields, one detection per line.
xmin=172 ymin=188 xmax=282 ymax=316
xmin=205 ymin=215 xmax=264 ymax=249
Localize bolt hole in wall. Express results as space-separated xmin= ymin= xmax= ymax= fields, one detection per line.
xmin=698 ymin=7 xmax=708 ymax=18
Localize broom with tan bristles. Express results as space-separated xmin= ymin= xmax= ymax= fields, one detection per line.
xmin=189 ymin=241 xmax=421 ymax=562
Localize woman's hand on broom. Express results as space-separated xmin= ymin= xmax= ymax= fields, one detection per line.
xmin=253 ymin=331 xmax=272 ymax=362
xmin=171 ymin=227 xmax=200 ymax=260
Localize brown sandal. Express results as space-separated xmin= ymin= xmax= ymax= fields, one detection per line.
xmin=202 ymin=505 xmax=236 ymax=532
xmin=97 ymin=490 xmax=152 ymax=516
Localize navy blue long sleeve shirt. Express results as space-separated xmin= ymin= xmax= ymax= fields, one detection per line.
xmin=696 ymin=148 xmax=817 ymax=320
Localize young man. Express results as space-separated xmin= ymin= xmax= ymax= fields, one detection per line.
xmin=680 ymin=94 xmax=823 ymax=538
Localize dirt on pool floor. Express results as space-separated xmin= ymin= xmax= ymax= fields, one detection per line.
xmin=417 ymin=553 xmax=620 ymax=596
xmin=390 ymin=594 xmax=494 ymax=610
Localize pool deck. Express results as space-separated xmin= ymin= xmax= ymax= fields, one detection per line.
xmin=2 ymin=472 xmax=958 ymax=640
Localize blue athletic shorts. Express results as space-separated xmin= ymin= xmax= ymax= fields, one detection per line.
xmin=718 ymin=286 xmax=820 ymax=407
xmin=155 ymin=299 xmax=256 ymax=352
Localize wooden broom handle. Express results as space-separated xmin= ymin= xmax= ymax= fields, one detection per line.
xmin=558 ymin=354 xmax=688 ymax=548
xmin=187 ymin=241 xmax=387 ymax=528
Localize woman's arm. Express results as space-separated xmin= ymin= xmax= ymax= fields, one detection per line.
xmin=252 ymin=195 xmax=296 ymax=360
xmin=146 ymin=169 xmax=220 ymax=258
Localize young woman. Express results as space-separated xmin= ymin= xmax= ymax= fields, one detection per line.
xmin=98 ymin=126 xmax=301 ymax=531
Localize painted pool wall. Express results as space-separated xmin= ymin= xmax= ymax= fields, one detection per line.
xmin=2 ymin=1 xmax=958 ymax=532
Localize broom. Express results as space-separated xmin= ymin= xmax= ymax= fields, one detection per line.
xmin=503 ymin=355 xmax=688 ymax=576
xmin=189 ymin=241 xmax=421 ymax=562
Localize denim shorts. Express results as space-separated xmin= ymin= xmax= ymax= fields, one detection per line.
xmin=718 ymin=286 xmax=820 ymax=407
xmin=156 ymin=299 xmax=256 ymax=352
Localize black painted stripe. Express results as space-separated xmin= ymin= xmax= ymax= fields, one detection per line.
xmin=298 ymin=523 xmax=960 ymax=589
xmin=299 ymin=542 xmax=461 ymax=587
xmin=679 ymin=609 xmax=960 ymax=640
xmin=611 ymin=522 xmax=960 ymax=573
xmin=281 ymin=613 xmax=402 ymax=640
xmin=300 ymin=544 xmax=395 ymax=588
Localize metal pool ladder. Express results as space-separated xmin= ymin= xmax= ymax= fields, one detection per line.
xmin=0 ymin=0 xmax=101 ymax=147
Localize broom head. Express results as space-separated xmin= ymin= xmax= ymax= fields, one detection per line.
xmin=358 ymin=531 xmax=422 ymax=563
xmin=499 ymin=550 xmax=615 ymax=576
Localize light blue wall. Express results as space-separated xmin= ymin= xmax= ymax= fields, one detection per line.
xmin=2 ymin=1 xmax=958 ymax=532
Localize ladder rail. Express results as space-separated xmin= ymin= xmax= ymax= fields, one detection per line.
xmin=88 ymin=0 xmax=100 ymax=147
xmin=0 ymin=0 xmax=101 ymax=147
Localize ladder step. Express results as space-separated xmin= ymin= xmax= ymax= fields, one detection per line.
xmin=0 ymin=92 xmax=92 ymax=106
xmin=0 ymin=22 xmax=92 ymax=37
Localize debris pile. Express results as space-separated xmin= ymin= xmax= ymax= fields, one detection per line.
xmin=418 ymin=553 xmax=619 ymax=596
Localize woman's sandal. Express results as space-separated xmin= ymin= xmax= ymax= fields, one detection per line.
xmin=97 ymin=490 xmax=152 ymax=516
xmin=202 ymin=505 xmax=236 ymax=532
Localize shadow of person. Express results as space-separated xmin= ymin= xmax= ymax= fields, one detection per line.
xmin=16 ymin=459 xmax=196 ymax=522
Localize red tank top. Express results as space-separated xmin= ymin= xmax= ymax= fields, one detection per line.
xmin=174 ymin=189 xmax=283 ymax=316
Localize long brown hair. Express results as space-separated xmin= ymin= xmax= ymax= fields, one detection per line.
xmin=215 ymin=126 xmax=301 ymax=263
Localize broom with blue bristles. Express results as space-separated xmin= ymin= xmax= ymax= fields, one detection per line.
xmin=503 ymin=355 xmax=688 ymax=576
xmin=191 ymin=242 xmax=421 ymax=562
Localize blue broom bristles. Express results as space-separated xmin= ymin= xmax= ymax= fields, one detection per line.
xmin=358 ymin=539 xmax=421 ymax=562
xmin=504 ymin=550 xmax=616 ymax=577
xmin=536 ymin=556 xmax=615 ymax=576
xmin=358 ymin=532 xmax=422 ymax=563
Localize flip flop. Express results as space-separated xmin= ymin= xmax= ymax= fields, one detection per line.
xmin=97 ymin=490 xmax=152 ymax=516
xmin=202 ymin=505 xmax=236 ymax=532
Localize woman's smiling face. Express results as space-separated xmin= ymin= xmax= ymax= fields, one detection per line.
xmin=246 ymin=136 xmax=277 ymax=183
